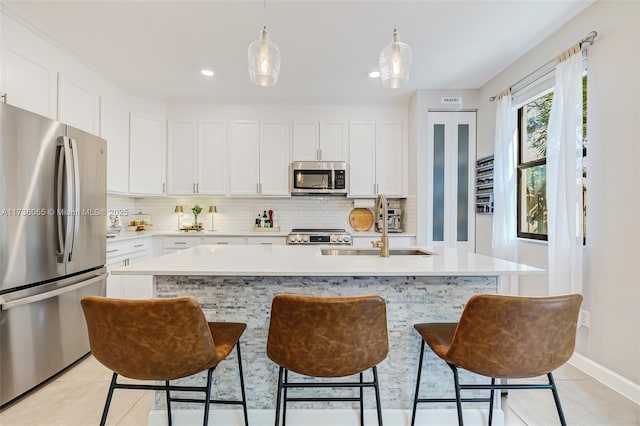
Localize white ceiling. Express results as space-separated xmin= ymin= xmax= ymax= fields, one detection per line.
xmin=5 ymin=0 xmax=594 ymax=105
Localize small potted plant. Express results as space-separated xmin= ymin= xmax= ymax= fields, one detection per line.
xmin=192 ymin=205 xmax=203 ymax=229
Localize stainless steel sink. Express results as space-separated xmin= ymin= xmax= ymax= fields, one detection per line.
xmin=320 ymin=248 xmax=434 ymax=256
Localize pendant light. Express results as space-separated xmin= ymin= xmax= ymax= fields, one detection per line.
xmin=248 ymin=0 xmax=281 ymax=87
xmin=378 ymin=5 xmax=412 ymax=89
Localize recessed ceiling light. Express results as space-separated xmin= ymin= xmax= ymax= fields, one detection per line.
xmin=369 ymin=71 xmax=381 ymax=79
xmin=200 ymin=68 xmax=214 ymax=77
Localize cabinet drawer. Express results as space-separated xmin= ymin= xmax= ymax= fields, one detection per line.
xmin=202 ymin=237 xmax=247 ymax=245
xmin=246 ymin=236 xmax=286 ymax=245
xmin=107 ymin=237 xmax=151 ymax=259
xmin=163 ymin=236 xmax=202 ymax=249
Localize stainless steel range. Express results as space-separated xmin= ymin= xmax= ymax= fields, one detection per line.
xmin=287 ymin=228 xmax=352 ymax=245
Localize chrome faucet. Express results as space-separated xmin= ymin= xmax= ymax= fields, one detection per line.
xmin=372 ymin=193 xmax=389 ymax=257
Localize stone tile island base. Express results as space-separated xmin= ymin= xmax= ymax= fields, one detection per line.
xmin=151 ymin=275 xmax=502 ymax=426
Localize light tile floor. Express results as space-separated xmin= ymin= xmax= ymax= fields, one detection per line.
xmin=0 ymin=355 xmax=638 ymax=425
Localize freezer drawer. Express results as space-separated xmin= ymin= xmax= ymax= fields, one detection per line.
xmin=0 ymin=272 xmax=106 ymax=406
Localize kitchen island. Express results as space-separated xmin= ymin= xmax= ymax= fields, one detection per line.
xmin=113 ymin=245 xmax=543 ymax=426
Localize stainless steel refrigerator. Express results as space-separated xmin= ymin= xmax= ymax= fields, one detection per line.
xmin=0 ymin=102 xmax=107 ymax=406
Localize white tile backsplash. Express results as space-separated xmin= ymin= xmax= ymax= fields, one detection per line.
xmin=108 ymin=195 xmax=412 ymax=233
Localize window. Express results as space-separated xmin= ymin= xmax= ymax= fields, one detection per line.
xmin=516 ymin=75 xmax=587 ymax=241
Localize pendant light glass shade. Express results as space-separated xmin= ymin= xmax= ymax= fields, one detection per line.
xmin=248 ymin=26 xmax=281 ymax=87
xmin=378 ymin=29 xmax=412 ymax=89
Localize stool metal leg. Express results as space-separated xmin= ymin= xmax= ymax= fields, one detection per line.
xmin=165 ymin=380 xmax=172 ymax=426
xmin=548 ymin=373 xmax=567 ymax=426
xmin=274 ymin=367 xmax=284 ymax=426
xmin=236 ymin=343 xmax=249 ymax=426
xmin=449 ymin=363 xmax=464 ymax=426
xmin=372 ymin=366 xmax=383 ymax=426
xmin=488 ymin=377 xmax=495 ymax=426
xmin=100 ymin=372 xmax=118 ymax=426
xmin=203 ymin=367 xmax=214 ymax=426
xmin=282 ymin=369 xmax=290 ymax=426
xmin=411 ymin=340 xmax=425 ymax=426
xmin=359 ymin=372 xmax=364 ymax=426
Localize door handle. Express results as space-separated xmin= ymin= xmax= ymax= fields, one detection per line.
xmin=1 ymin=273 xmax=107 ymax=311
xmin=68 ymin=137 xmax=81 ymax=262
xmin=56 ymin=136 xmax=74 ymax=263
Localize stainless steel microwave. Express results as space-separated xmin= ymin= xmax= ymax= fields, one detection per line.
xmin=290 ymin=161 xmax=348 ymax=195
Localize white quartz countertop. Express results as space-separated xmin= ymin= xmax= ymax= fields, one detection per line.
xmin=112 ymin=244 xmax=544 ymax=277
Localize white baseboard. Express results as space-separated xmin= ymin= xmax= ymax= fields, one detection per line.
xmin=148 ymin=408 xmax=503 ymax=426
xmin=569 ymin=352 xmax=640 ymax=405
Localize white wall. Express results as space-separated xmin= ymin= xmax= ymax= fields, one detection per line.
xmin=476 ymin=0 xmax=640 ymax=384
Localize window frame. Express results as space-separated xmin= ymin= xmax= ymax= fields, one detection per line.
xmin=515 ymin=73 xmax=587 ymax=242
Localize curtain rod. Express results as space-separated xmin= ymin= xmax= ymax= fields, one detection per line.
xmin=489 ymin=30 xmax=597 ymax=102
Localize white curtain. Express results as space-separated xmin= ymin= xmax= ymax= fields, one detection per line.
xmin=491 ymin=92 xmax=519 ymax=295
xmin=546 ymin=51 xmax=584 ymax=295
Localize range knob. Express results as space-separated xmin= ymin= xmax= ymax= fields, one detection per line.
xmin=302 ymin=235 xmax=310 ymax=243
xmin=330 ymin=235 xmax=337 ymax=243
xmin=337 ymin=235 xmax=344 ymax=242
xmin=343 ymin=235 xmax=351 ymax=244
xmin=288 ymin=235 xmax=297 ymax=244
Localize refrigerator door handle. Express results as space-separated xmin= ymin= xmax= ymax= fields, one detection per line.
xmin=0 ymin=273 xmax=107 ymax=311
xmin=69 ymin=137 xmax=81 ymax=261
xmin=56 ymin=136 xmax=74 ymax=263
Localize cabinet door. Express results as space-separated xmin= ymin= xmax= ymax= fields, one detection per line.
xmin=58 ymin=74 xmax=100 ymax=135
xmin=292 ymin=121 xmax=319 ymax=161
xmin=129 ymin=114 xmax=166 ymax=195
xmin=203 ymin=237 xmax=248 ymax=245
xmin=319 ymin=121 xmax=346 ymax=161
xmin=167 ymin=121 xmax=196 ymax=195
xmin=197 ymin=121 xmax=227 ymax=195
xmin=375 ymin=122 xmax=403 ymax=196
xmin=348 ymin=121 xmax=376 ymax=197
xmin=427 ymin=111 xmax=476 ymax=251
xmin=101 ymin=99 xmax=130 ymax=193
xmin=260 ymin=121 xmax=291 ymax=196
xmin=2 ymin=49 xmax=56 ymax=118
xmin=228 ymin=121 xmax=260 ymax=195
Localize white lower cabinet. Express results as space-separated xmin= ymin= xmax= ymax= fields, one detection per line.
xmin=106 ymin=238 xmax=153 ymax=299
xmin=203 ymin=237 xmax=248 ymax=245
xmin=163 ymin=236 xmax=202 ymax=254
xmin=246 ymin=236 xmax=286 ymax=245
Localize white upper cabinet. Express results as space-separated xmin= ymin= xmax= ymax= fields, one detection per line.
xmin=2 ymin=49 xmax=57 ymax=119
xmin=375 ymin=122 xmax=403 ymax=196
xmin=197 ymin=121 xmax=227 ymax=195
xmin=348 ymin=121 xmax=376 ymax=197
xmin=101 ymin=98 xmax=130 ymax=194
xmin=167 ymin=120 xmax=227 ymax=195
xmin=348 ymin=121 xmax=404 ymax=198
xmin=319 ymin=122 xmax=347 ymax=161
xmin=228 ymin=120 xmax=260 ymax=195
xmin=167 ymin=120 xmax=197 ymax=195
xmin=228 ymin=120 xmax=290 ymax=197
xmin=58 ymin=73 xmax=100 ymax=135
xmin=129 ymin=114 xmax=166 ymax=195
xmin=259 ymin=121 xmax=291 ymax=196
xmin=292 ymin=121 xmax=346 ymax=161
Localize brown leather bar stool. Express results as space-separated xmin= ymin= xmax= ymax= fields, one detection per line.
xmin=411 ymin=293 xmax=582 ymax=426
xmin=81 ymin=296 xmax=249 ymax=426
xmin=267 ymin=294 xmax=389 ymax=426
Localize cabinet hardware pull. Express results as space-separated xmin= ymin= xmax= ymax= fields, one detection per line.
xmin=106 ymin=249 xmax=119 ymax=253
xmin=193 ymin=182 xmax=196 ymax=193
xmin=133 ymin=244 xmax=144 ymax=248
xmin=162 ymin=182 xmax=166 ymax=193
xmin=216 ymin=242 xmax=229 ymax=245
xmin=174 ymin=242 xmax=187 ymax=245
xmin=196 ymin=183 xmax=199 ymax=193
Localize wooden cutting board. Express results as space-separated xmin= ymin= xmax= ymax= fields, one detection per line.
xmin=349 ymin=208 xmax=374 ymax=231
